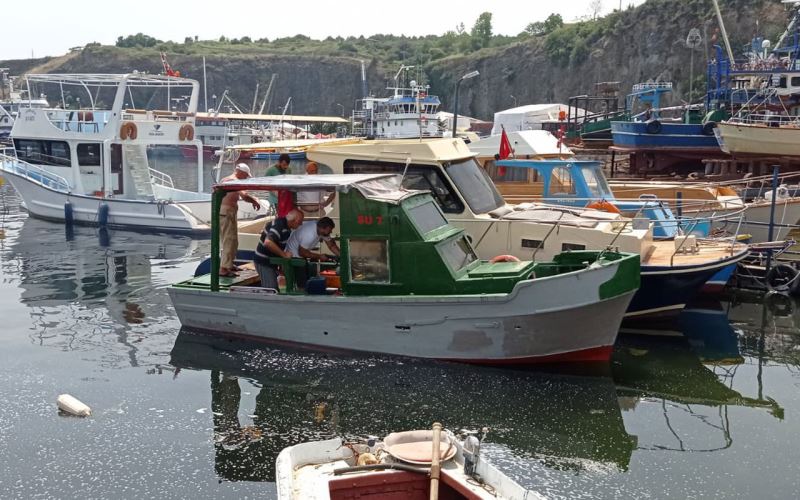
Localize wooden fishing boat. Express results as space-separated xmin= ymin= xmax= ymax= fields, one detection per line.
xmin=276 ymin=426 xmax=542 ymax=499
xmin=169 ymin=174 xmax=640 ymax=364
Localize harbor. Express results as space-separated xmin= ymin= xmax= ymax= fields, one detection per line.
xmin=3 ymin=0 xmax=800 ymax=497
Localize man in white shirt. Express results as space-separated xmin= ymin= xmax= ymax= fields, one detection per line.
xmin=285 ymin=217 xmax=340 ymax=288
xmin=297 ymin=162 xmax=335 ymax=216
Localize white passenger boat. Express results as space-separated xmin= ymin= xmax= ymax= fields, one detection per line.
xmin=0 ymin=74 xmax=266 ymax=234
xmin=276 ymin=427 xmax=542 ymax=500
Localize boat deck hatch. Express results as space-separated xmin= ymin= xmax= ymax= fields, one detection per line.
xmin=467 ymin=261 xmax=533 ymax=278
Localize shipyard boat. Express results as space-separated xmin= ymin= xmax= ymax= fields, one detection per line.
xmin=169 ymin=173 xmax=640 ymax=364
xmin=0 ymin=74 xmax=266 ymax=234
xmin=243 ymin=138 xmax=744 ymax=318
xmin=276 ymin=427 xmax=540 ymax=500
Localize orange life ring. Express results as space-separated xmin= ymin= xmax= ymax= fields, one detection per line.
xmin=179 ymin=124 xmax=195 ymax=141
xmin=119 ymin=121 xmax=137 ymax=140
xmin=489 ymin=254 xmax=521 ymax=264
xmin=586 ymin=200 xmax=621 ymax=214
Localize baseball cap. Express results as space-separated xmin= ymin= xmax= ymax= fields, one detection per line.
xmin=235 ymin=163 xmax=252 ymax=177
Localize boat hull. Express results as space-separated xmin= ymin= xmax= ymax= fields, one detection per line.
xmin=169 ymin=265 xmax=634 ymax=365
xmin=715 ymin=122 xmax=800 ymax=158
xmin=612 ymin=121 xmax=720 ymax=150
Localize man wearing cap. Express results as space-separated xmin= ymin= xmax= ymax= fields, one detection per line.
xmin=285 ymin=217 xmax=340 ymax=288
xmin=219 ymin=163 xmax=261 ymax=277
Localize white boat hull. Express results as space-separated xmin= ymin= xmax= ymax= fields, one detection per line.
xmin=2 ymin=168 xmax=265 ymax=234
xmin=716 ymin=122 xmax=800 ymax=158
xmin=169 ymin=263 xmax=633 ymax=364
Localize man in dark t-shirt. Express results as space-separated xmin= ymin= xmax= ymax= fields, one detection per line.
xmin=254 ymin=209 xmax=304 ymax=290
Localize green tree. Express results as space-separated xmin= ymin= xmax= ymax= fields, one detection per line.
xmin=525 ymin=14 xmax=564 ymax=36
xmin=115 ymin=33 xmax=161 ymax=48
xmin=470 ymin=12 xmax=493 ymax=50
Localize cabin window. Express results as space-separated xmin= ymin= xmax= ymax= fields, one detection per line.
xmin=792 ymin=76 xmax=800 ymax=87
xmin=439 ymin=236 xmax=478 ymax=273
xmin=521 ymin=238 xmax=543 ymax=249
xmin=550 ymin=167 xmax=576 ymax=195
xmin=582 ymin=166 xmax=611 ymax=198
xmin=444 ymin=159 xmax=505 ymax=214
xmin=562 ymin=242 xmax=586 ymax=251
xmin=14 ymin=139 xmax=71 ymax=167
xmin=348 ymin=239 xmax=390 ymax=283
xmin=408 ymin=200 xmax=448 ymax=236
xmin=77 ymin=143 xmax=102 ymax=166
xmin=345 ymin=160 xmax=465 ymax=213
xmin=779 ymin=76 xmax=788 ymax=89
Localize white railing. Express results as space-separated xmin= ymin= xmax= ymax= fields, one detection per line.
xmin=149 ymin=167 xmax=174 ymax=188
xmin=0 ymin=153 xmax=71 ymax=192
xmin=632 ymin=82 xmax=673 ymax=92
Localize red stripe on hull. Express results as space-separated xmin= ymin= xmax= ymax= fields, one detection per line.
xmin=181 ymin=327 xmax=613 ymax=366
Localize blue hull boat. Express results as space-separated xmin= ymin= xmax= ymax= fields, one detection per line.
xmin=611 ymin=121 xmax=720 ymax=150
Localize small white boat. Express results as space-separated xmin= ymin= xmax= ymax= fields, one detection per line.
xmin=276 ymin=427 xmax=543 ymax=500
xmin=0 ymin=73 xmax=266 ymax=234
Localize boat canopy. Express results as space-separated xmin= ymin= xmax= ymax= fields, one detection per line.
xmin=214 ymin=173 xmax=422 ymax=204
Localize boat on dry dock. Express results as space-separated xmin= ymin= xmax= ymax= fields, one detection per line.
xmin=0 ymin=73 xmax=266 ymax=234
xmin=169 ymin=173 xmax=640 ymax=364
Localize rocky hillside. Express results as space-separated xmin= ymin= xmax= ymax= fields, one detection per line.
xmin=0 ymin=0 xmax=791 ymax=120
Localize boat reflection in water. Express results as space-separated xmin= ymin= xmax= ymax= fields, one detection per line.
xmin=4 ymin=215 xmax=200 ymax=365
xmin=169 ymin=330 xmax=637 ymax=483
xmin=614 ymin=297 xmax=784 ymax=458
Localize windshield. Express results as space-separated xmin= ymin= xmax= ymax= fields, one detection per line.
xmin=444 ymin=159 xmax=505 ymax=214
xmin=438 ymin=236 xmax=478 ymax=273
xmin=583 ymin=165 xmax=612 ymax=198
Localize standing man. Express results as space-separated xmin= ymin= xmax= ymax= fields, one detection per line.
xmin=219 ymin=163 xmax=260 ymax=277
xmin=253 ymin=208 xmax=304 ymax=291
xmin=265 ymin=153 xmax=295 ymax=217
xmin=297 ymin=161 xmax=336 ymax=216
xmin=285 ymin=217 xmax=340 ymax=288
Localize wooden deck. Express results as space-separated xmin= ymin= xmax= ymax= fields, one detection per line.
xmin=643 ymin=240 xmax=744 ymax=267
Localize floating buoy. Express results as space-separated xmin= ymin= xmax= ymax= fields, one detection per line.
xmin=490 ymin=254 xmax=521 ymax=264
xmin=766 ymin=264 xmax=800 ymax=296
xmin=64 ymin=201 xmax=74 ymax=226
xmin=98 ymin=202 xmax=109 ymax=228
xmin=57 ymin=394 xmax=91 ymax=417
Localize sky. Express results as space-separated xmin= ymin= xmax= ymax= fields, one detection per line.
xmin=0 ymin=0 xmax=646 ymax=61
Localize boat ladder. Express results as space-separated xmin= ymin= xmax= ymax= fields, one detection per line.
xmin=122 ymin=144 xmax=154 ymax=198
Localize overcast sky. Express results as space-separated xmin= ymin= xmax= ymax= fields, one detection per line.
xmin=1 ymin=0 xmax=646 ymax=61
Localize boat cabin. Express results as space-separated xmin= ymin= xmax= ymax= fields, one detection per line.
xmin=191 ymin=174 xmax=604 ymax=295
xmin=493 ymin=159 xmax=682 ymax=239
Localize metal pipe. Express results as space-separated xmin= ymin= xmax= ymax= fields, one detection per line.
xmin=766 ymin=165 xmax=780 ymax=272
xmin=711 ymin=0 xmax=736 ymax=64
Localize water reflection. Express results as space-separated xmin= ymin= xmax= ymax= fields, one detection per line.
xmin=1 ymin=214 xmax=201 ymax=366
xmin=170 ymin=330 xmax=637 ymax=482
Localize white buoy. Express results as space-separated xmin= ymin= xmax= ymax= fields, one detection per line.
xmin=57 ymin=394 xmax=92 ymax=417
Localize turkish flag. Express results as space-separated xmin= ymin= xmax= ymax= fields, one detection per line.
xmin=499 ymin=127 xmax=512 ymax=159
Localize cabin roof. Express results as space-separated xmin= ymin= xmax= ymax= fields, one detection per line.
xmin=227 ymin=137 xmax=359 ymax=151
xmin=197 ymin=112 xmax=348 ymax=124
xmin=214 ymin=173 xmax=422 ymax=204
xmin=307 ymin=138 xmax=477 ymax=163
xmin=495 ymin=159 xmax=603 ymax=170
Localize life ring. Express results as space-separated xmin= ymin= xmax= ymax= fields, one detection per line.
xmin=645 ymin=119 xmax=662 ymax=134
xmin=765 ymin=263 xmax=800 ymax=295
xmin=586 ymin=200 xmax=621 ymax=214
xmin=490 ymin=254 xmax=521 ymax=264
xmin=179 ymin=124 xmax=195 ymax=141
xmin=119 ymin=121 xmax=137 ymax=140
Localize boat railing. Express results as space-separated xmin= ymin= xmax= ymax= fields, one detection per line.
xmin=632 ymin=82 xmax=673 ymax=92
xmin=122 ymin=109 xmax=195 ymax=123
xmin=0 ymin=152 xmax=71 ymax=192
xmin=45 ymin=110 xmax=106 ymax=134
xmin=149 ymin=167 xmax=175 ymax=189
xmin=727 ymin=113 xmax=800 ymax=126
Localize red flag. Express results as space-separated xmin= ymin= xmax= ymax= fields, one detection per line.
xmin=499 ymin=126 xmax=512 ymax=160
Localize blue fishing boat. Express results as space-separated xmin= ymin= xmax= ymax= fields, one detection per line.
xmin=610 ymin=83 xmax=721 ymax=151
xmin=494 ymin=158 xmax=749 ymax=320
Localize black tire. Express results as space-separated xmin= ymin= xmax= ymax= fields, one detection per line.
xmin=702 ymin=121 xmax=718 ymax=136
xmin=765 ymin=263 xmax=799 ymax=295
xmin=645 ymin=120 xmax=662 ymax=134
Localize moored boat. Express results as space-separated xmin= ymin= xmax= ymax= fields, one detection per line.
xmin=169 ymin=173 xmax=640 ymax=364
xmin=0 ymin=73 xmax=267 ymax=234
xmin=276 ymin=427 xmax=541 ymax=500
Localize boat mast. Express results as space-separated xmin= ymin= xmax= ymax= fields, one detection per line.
xmin=711 ymin=0 xmax=736 ymax=63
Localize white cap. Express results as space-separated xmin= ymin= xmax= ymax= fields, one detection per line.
xmin=235 ymin=163 xmax=252 ymax=177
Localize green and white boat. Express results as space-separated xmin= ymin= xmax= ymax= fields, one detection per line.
xmin=168 ymin=174 xmax=640 ymax=365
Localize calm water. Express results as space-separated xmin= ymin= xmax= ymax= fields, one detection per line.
xmin=1 ymin=174 xmax=800 ymax=499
